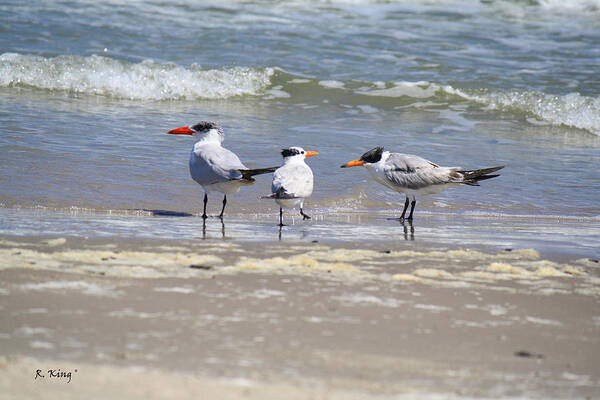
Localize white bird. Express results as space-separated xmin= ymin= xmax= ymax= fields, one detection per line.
xmin=341 ymin=147 xmax=503 ymax=221
xmin=167 ymin=121 xmax=276 ymax=219
xmin=264 ymin=147 xmax=318 ymax=226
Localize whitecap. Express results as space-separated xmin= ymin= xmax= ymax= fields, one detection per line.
xmin=444 ymin=86 xmax=600 ymax=135
xmin=356 ymin=81 xmax=438 ymax=99
xmin=0 ymin=53 xmax=274 ymax=100
xmin=538 ymin=0 xmax=600 ymax=13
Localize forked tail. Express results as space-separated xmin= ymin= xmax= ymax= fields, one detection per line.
xmin=239 ymin=166 xmax=279 ymax=181
xmin=460 ymin=166 xmax=504 ymax=186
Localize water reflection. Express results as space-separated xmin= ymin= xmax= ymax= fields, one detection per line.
xmin=402 ymin=220 xmax=415 ymax=241
xmin=202 ymin=218 xmax=226 ymax=240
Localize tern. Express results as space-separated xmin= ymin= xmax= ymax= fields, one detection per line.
xmin=341 ymin=147 xmax=503 ymax=221
xmin=167 ymin=121 xmax=277 ymax=219
xmin=264 ymin=147 xmax=318 ymax=226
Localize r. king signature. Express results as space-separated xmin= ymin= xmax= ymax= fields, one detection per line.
xmin=35 ymin=368 xmax=77 ymax=383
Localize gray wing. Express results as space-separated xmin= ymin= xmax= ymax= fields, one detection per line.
xmin=271 ymin=164 xmax=314 ymax=198
xmin=190 ymin=144 xmax=247 ymax=185
xmin=384 ymin=153 xmax=459 ymax=190
xmin=386 ymin=153 xmax=439 ymax=171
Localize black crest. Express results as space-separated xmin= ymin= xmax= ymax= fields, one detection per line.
xmin=359 ymin=147 xmax=384 ymax=163
xmin=191 ymin=121 xmax=221 ymax=133
xmin=281 ymin=148 xmax=302 ymax=158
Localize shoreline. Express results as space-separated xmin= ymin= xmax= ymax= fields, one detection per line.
xmin=1 ymin=202 xmax=599 ymax=220
xmin=0 ymin=206 xmax=599 ymax=263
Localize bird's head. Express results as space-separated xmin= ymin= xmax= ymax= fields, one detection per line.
xmin=281 ymin=147 xmax=318 ymax=163
xmin=167 ymin=121 xmax=224 ymax=142
xmin=341 ymin=146 xmax=384 ymax=168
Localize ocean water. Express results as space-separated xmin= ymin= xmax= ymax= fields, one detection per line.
xmin=1 ymin=0 xmax=599 ymax=246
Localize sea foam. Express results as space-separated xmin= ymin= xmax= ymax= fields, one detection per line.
xmin=357 ymin=80 xmax=600 ymax=135
xmin=0 ymin=53 xmax=274 ymax=100
xmin=2 ymin=52 xmax=598 ymax=135
xmin=538 ymin=0 xmax=600 ymax=12
xmin=444 ymin=86 xmax=600 ymax=135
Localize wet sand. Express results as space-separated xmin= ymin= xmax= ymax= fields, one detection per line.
xmin=1 ymin=229 xmax=599 ymax=399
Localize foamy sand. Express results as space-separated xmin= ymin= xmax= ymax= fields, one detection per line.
xmin=1 ymin=222 xmax=599 ymax=399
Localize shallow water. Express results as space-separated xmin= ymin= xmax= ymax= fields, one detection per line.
xmin=0 ymin=207 xmax=598 ymax=258
xmin=1 ymin=0 xmax=599 ymax=228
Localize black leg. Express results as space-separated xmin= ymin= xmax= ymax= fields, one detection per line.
xmin=300 ymin=208 xmax=311 ymax=220
xmin=279 ymin=207 xmax=285 ymax=227
xmin=407 ymin=199 xmax=416 ymax=221
xmin=202 ymin=193 xmax=208 ymax=219
xmin=219 ymin=195 xmax=227 ymax=219
xmin=399 ymin=197 xmax=410 ymax=221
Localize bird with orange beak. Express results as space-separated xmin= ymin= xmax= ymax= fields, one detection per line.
xmin=342 ymin=147 xmax=503 ymax=221
xmin=167 ymin=121 xmax=277 ymax=219
xmin=264 ymin=147 xmax=318 ymax=226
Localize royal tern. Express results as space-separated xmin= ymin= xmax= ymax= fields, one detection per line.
xmin=167 ymin=121 xmax=277 ymax=218
xmin=264 ymin=147 xmax=318 ymax=226
xmin=341 ymin=147 xmax=503 ymax=221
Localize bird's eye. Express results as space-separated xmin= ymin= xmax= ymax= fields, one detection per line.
xmin=301 ymin=151 xmax=305 ymax=154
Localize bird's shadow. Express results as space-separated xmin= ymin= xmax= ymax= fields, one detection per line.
xmin=139 ymin=209 xmax=194 ymax=217
xmin=138 ymin=209 xmax=229 ymax=239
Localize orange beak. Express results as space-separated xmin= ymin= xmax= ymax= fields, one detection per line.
xmin=341 ymin=159 xmax=364 ymax=168
xmin=167 ymin=126 xmax=195 ymax=135
xmin=304 ymin=150 xmax=319 ymax=158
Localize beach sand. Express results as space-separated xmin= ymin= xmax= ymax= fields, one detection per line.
xmin=1 ymin=227 xmax=599 ymax=399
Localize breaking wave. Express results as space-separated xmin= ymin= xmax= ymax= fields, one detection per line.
xmin=536 ymin=0 xmax=600 ymax=12
xmin=284 ymin=78 xmax=600 ymax=135
xmin=354 ymin=80 xmax=600 ymax=135
xmin=443 ymin=86 xmax=600 ymax=136
xmin=0 ymin=53 xmax=274 ymax=100
xmin=351 ymin=81 xmax=600 ymax=135
xmin=2 ymin=52 xmax=598 ymax=135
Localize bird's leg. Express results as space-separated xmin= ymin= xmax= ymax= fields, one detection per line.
xmin=202 ymin=193 xmax=208 ymax=219
xmin=407 ymin=198 xmax=416 ymax=221
xmin=279 ymin=208 xmax=285 ymax=227
xmin=219 ymin=195 xmax=227 ymax=219
xmin=300 ymin=208 xmax=311 ymax=220
xmin=399 ymin=196 xmax=410 ymax=221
